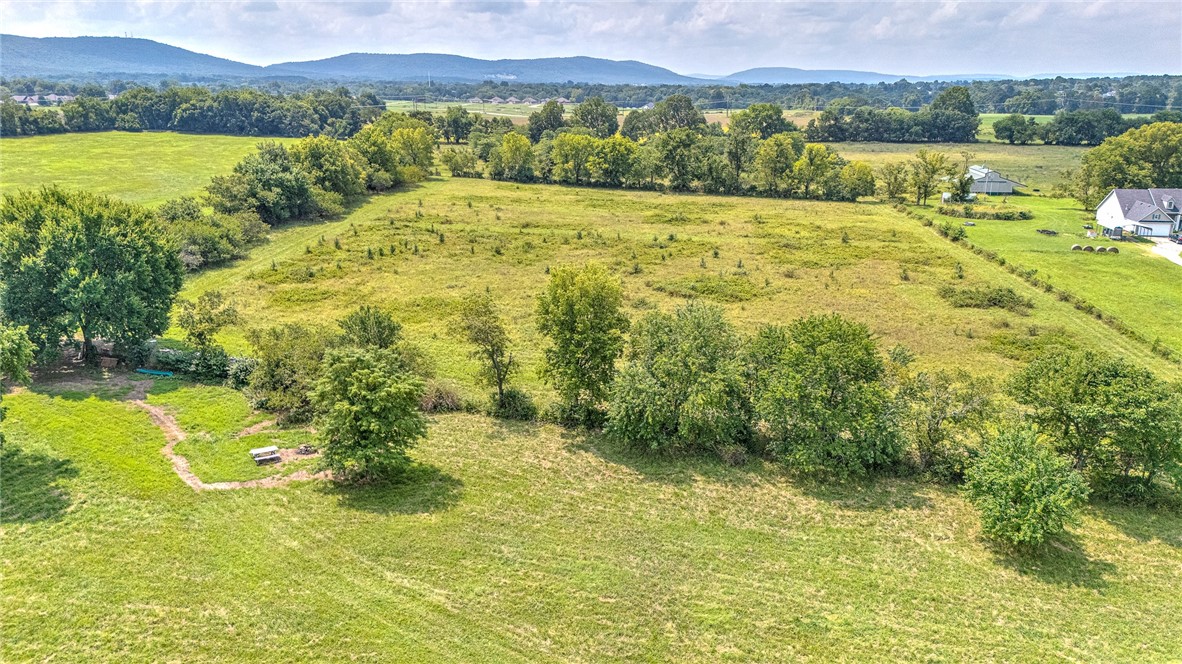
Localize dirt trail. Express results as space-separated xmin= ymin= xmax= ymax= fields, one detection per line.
xmin=128 ymin=398 xmax=329 ymax=491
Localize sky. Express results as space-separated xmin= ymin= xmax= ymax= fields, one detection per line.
xmin=1 ymin=0 xmax=1180 ymax=77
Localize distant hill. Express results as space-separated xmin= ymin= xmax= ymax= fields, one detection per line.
xmin=266 ymin=53 xmax=703 ymax=85
xmin=0 ymin=34 xmax=1129 ymax=86
xmin=724 ymin=67 xmax=1016 ymax=84
xmin=0 ymin=34 xmax=265 ymax=77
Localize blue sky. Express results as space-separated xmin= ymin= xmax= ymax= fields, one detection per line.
xmin=2 ymin=1 xmax=1179 ymax=76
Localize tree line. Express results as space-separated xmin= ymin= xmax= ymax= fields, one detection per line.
xmin=0 ymin=85 xmax=384 ymax=137
xmin=1055 ymin=121 xmax=1182 ymax=208
xmin=802 ymin=87 xmax=981 ymax=142
xmin=993 ymin=108 xmax=1182 ymax=145
xmin=9 ymin=73 xmax=1178 ymax=116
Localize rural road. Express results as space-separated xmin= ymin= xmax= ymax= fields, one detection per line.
xmin=1150 ymin=239 xmax=1182 ymax=267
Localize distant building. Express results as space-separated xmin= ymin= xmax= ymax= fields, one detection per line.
xmin=1095 ymin=189 xmax=1182 ymax=238
xmin=505 ymin=96 xmax=520 ymax=104
xmin=553 ymin=97 xmax=571 ymax=105
xmin=967 ymin=165 xmax=1024 ymax=195
xmin=489 ymin=96 xmax=506 ymax=104
xmin=467 ymin=97 xmax=483 ymax=104
xmin=522 ymin=97 xmax=538 ymax=104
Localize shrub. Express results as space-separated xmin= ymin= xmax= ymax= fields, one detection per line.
xmin=189 ymin=346 xmax=231 ymax=382
xmin=226 ymin=358 xmax=257 ymax=390
xmin=420 ymin=379 xmax=466 ymax=413
xmin=606 ymin=302 xmax=749 ymax=456
xmin=246 ymin=323 xmax=335 ymax=422
xmin=492 ymin=386 xmax=538 ymax=421
xmin=753 ymin=314 xmax=901 ymax=477
xmin=964 ymin=427 xmax=1089 ymax=548
xmin=938 ymin=285 xmax=1033 ymax=313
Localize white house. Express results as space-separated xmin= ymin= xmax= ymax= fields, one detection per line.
xmin=1095 ymin=189 xmax=1182 ymax=238
xmin=967 ymin=165 xmax=1024 ymax=195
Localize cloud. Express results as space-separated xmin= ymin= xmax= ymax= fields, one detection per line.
xmin=1 ymin=0 xmax=1178 ymax=75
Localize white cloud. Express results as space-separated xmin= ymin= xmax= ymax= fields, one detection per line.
xmin=1 ymin=0 xmax=1178 ymax=75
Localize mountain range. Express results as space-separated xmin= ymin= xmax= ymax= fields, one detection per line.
xmin=0 ymin=34 xmax=1128 ymax=85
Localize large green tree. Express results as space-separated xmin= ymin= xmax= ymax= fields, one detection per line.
xmin=0 ymin=188 xmax=183 ymax=359
xmin=313 ymin=347 xmax=427 ymax=482
xmin=536 ymin=264 xmax=629 ymax=425
xmin=571 ymin=97 xmax=619 ymax=139
xmin=454 ymin=293 xmax=516 ymax=409
xmin=730 ymin=103 xmax=791 ymax=139
xmin=527 ymin=101 xmax=566 ymax=142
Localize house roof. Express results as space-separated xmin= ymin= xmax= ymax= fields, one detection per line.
xmin=1108 ymin=189 xmax=1182 ymax=223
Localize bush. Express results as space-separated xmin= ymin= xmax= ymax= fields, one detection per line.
xmin=753 ymin=314 xmax=901 ymax=477
xmin=606 ymin=302 xmax=749 ymax=456
xmin=226 ymin=358 xmax=257 ymax=390
xmin=312 ymin=347 xmax=427 ymax=482
xmin=246 ymin=323 xmax=335 ymax=422
xmin=492 ymin=387 xmax=537 ymax=421
xmin=937 ymin=205 xmax=1033 ymax=221
xmin=420 ymin=379 xmax=466 ymax=413
xmin=938 ymin=285 xmax=1033 ymax=313
xmin=964 ymin=427 xmax=1089 ymax=548
xmin=189 ymin=346 xmax=231 ymax=382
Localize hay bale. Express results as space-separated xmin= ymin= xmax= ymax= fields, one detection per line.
xmin=1108 ymin=246 xmax=1119 ymax=254
xmin=1071 ymin=244 xmax=1082 ymax=251
xmin=1096 ymin=246 xmax=1107 ymax=252
xmin=1083 ymin=245 xmax=1095 ymax=252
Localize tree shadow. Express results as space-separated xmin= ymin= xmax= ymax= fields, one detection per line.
xmin=1092 ymin=499 xmax=1182 ymax=549
xmin=986 ymin=531 xmax=1115 ymax=589
xmin=560 ymin=428 xmax=766 ymax=489
xmin=792 ymin=473 xmax=936 ymax=512
xmin=0 ymin=446 xmax=79 ymax=524
xmin=318 ymin=463 xmax=463 ymax=515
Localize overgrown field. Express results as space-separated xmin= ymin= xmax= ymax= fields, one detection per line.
xmin=4 ymin=377 xmax=1181 ymax=662
xmin=0 ymin=132 xmax=294 ymax=206
xmin=178 ymin=176 xmax=1174 ymax=402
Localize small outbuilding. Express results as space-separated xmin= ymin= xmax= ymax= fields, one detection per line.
xmin=967 ymin=165 xmax=1024 ymax=195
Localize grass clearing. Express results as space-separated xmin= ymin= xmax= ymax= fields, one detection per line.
xmin=4 ymin=378 xmax=1181 ymax=661
xmin=0 ymin=132 xmax=294 ymax=206
xmin=179 ymin=175 xmax=1175 ymax=404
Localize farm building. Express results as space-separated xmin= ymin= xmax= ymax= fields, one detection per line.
xmin=967 ymin=165 xmax=1024 ymax=195
xmin=467 ymin=97 xmax=483 ymax=104
xmin=505 ymin=96 xmax=520 ymax=104
xmin=1095 ymin=188 xmax=1182 ymax=238
xmin=489 ymin=97 xmax=505 ymax=104
xmin=522 ymin=97 xmax=538 ymax=104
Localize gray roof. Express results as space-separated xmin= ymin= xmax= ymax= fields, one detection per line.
xmin=1109 ymin=189 xmax=1182 ymax=222
xmin=967 ymin=165 xmax=1024 ymax=187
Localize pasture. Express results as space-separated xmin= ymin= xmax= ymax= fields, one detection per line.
xmin=0 ymin=132 xmax=293 ymax=206
xmin=177 ymin=175 xmax=1175 ymax=405
xmin=5 ymin=131 xmax=1182 ymax=661
xmin=915 ymin=195 xmax=1182 ymax=353
xmin=5 ymin=375 xmax=1181 ymax=662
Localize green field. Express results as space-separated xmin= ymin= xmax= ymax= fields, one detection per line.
xmin=0 ymin=132 xmax=293 ymax=206
xmin=829 ymin=141 xmax=1086 ymax=192
xmin=177 ymin=175 xmax=1175 ymax=403
xmin=5 ymin=376 xmax=1181 ymax=662
xmin=5 ymin=132 xmax=1182 ymax=661
xmin=912 ymin=195 xmax=1182 ymax=353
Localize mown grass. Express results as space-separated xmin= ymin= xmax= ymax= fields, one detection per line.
xmin=178 ymin=175 xmax=1174 ymax=407
xmin=912 ymin=195 xmax=1182 ymax=353
xmin=0 ymin=131 xmax=294 ymax=206
xmin=4 ymin=380 xmax=1181 ymax=662
xmin=828 ymin=141 xmax=1087 ymax=192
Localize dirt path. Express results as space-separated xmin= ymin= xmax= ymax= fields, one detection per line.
xmin=128 ymin=398 xmax=329 ymax=491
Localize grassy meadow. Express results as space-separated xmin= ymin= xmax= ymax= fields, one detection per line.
xmin=5 ymin=377 xmax=1182 ymax=662
xmin=0 ymin=132 xmax=293 ymax=206
xmin=177 ymin=175 xmax=1176 ymax=405
xmin=5 ymin=131 xmax=1182 ymax=661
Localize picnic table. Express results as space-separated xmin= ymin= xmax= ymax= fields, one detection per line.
xmin=250 ymin=445 xmax=281 ymax=465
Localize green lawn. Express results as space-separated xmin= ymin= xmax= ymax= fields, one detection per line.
xmin=4 ymin=378 xmax=1181 ymax=662
xmin=0 ymin=132 xmax=293 ymax=206
xmin=910 ymin=195 xmax=1182 ymax=353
